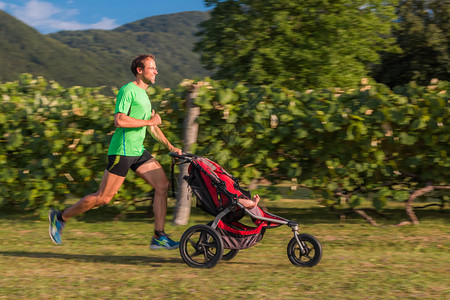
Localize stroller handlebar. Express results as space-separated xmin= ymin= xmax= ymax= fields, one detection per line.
xmin=169 ymin=152 xmax=196 ymax=161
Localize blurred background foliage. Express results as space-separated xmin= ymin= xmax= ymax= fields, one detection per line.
xmin=196 ymin=0 xmax=399 ymax=90
xmin=0 ymin=74 xmax=448 ymax=221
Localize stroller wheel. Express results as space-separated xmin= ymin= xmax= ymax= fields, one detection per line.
xmin=205 ymin=221 xmax=239 ymax=261
xmin=222 ymin=249 xmax=239 ymax=261
xmin=287 ymin=233 xmax=322 ymax=267
xmin=179 ymin=225 xmax=224 ymax=268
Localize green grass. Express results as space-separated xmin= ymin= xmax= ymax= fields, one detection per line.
xmin=0 ymin=197 xmax=449 ymax=299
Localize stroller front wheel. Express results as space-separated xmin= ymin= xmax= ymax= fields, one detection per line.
xmin=287 ymin=233 xmax=322 ymax=267
xmin=179 ymin=225 xmax=224 ymax=268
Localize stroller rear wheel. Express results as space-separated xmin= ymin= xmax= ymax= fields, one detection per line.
xmin=222 ymin=249 xmax=239 ymax=261
xmin=206 ymin=247 xmax=238 ymax=261
xmin=287 ymin=233 xmax=322 ymax=267
xmin=205 ymin=221 xmax=239 ymax=261
xmin=179 ymin=225 xmax=224 ymax=268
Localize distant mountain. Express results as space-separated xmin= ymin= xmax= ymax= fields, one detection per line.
xmin=0 ymin=10 xmax=108 ymax=87
xmin=0 ymin=10 xmax=211 ymax=89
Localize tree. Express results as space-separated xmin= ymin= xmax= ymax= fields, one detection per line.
xmin=195 ymin=0 xmax=399 ymax=90
xmin=172 ymin=82 xmax=202 ymax=225
xmin=373 ymin=0 xmax=449 ymax=87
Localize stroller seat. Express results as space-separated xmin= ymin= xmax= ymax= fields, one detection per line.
xmin=185 ymin=156 xmax=287 ymax=248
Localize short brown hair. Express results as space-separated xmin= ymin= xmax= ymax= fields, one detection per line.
xmin=130 ymin=54 xmax=155 ymax=76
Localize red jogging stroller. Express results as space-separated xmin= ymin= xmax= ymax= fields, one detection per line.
xmin=170 ymin=153 xmax=322 ymax=269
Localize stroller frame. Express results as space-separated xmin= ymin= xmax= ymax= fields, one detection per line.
xmin=170 ymin=152 xmax=322 ymax=268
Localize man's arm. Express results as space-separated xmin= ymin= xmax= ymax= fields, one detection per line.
xmin=114 ymin=110 xmax=161 ymax=128
xmin=148 ymin=125 xmax=182 ymax=154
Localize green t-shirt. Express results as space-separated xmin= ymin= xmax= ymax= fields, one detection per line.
xmin=108 ymin=82 xmax=152 ymax=156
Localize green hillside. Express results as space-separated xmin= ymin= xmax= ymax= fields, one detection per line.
xmin=0 ymin=10 xmax=108 ymax=87
xmin=0 ymin=10 xmax=211 ymax=89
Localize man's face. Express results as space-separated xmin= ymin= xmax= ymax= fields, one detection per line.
xmin=139 ymin=58 xmax=158 ymax=85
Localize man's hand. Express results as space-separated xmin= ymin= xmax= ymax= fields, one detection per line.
xmin=148 ymin=109 xmax=162 ymax=126
xmin=147 ymin=116 xmax=181 ymax=155
xmin=170 ymin=146 xmax=182 ymax=155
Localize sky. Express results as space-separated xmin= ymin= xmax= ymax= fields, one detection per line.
xmin=0 ymin=0 xmax=210 ymax=34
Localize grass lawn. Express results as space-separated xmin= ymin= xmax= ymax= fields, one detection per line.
xmin=0 ymin=196 xmax=449 ymax=299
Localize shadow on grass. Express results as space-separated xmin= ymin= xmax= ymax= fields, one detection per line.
xmin=0 ymin=250 xmax=182 ymax=267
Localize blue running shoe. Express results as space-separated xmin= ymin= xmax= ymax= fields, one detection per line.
xmin=150 ymin=232 xmax=179 ymax=250
xmin=48 ymin=209 xmax=65 ymax=245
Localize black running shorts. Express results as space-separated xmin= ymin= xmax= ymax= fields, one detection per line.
xmin=106 ymin=150 xmax=153 ymax=177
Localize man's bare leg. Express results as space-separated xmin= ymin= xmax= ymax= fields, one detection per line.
xmin=135 ymin=159 xmax=169 ymax=232
xmin=49 ymin=170 xmax=125 ymax=244
xmin=62 ymin=170 xmax=126 ymax=221
xmin=135 ymin=158 xmax=178 ymax=249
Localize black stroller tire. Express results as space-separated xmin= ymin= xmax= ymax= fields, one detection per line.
xmin=222 ymin=249 xmax=239 ymax=261
xmin=179 ymin=225 xmax=224 ymax=268
xmin=287 ymin=233 xmax=322 ymax=267
xmin=205 ymin=221 xmax=239 ymax=261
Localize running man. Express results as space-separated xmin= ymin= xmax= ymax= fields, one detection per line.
xmin=49 ymin=54 xmax=182 ymax=250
